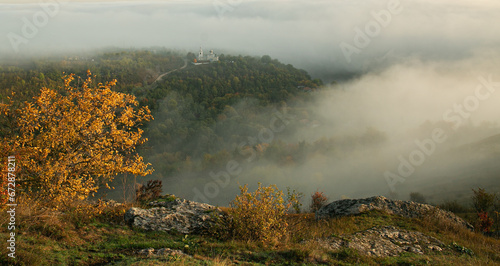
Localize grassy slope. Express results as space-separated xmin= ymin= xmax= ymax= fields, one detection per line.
xmin=1 ymin=202 xmax=499 ymax=266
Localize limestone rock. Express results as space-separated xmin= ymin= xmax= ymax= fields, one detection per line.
xmin=124 ymin=198 xmax=222 ymax=234
xmin=317 ymin=225 xmax=446 ymax=257
xmin=316 ymin=196 xmax=473 ymax=230
xmin=101 ymin=199 xmax=123 ymax=208
xmin=137 ymin=248 xmax=188 ymax=257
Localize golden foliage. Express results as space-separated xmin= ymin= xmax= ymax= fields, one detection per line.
xmin=1 ymin=71 xmax=153 ymax=209
xmin=218 ymin=183 xmax=298 ymax=246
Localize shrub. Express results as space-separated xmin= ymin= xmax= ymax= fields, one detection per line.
xmin=65 ymin=200 xmax=103 ymax=227
xmin=471 ymin=188 xmax=499 ymax=233
xmin=220 ymin=183 xmax=293 ymax=245
xmin=494 ymin=211 xmax=500 ymax=232
xmin=472 ymin=188 xmax=495 ymax=213
xmin=287 ymin=187 xmax=304 ymax=213
xmin=310 ymin=190 xmax=328 ymax=213
xmin=438 ymin=200 xmax=470 ymax=213
xmin=477 ymin=211 xmax=494 ymax=233
xmin=136 ymin=179 xmax=163 ymax=203
xmin=409 ymin=192 xmax=426 ymax=204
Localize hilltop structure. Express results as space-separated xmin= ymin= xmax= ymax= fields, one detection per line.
xmin=192 ymin=47 xmax=219 ymax=65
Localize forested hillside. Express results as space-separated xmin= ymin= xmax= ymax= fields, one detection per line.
xmin=134 ymin=53 xmax=328 ymax=180
xmin=0 ymin=49 xmax=392 ymax=203
xmin=0 ymin=49 xmax=183 ymax=103
xmin=0 ymin=49 xmax=340 ymax=196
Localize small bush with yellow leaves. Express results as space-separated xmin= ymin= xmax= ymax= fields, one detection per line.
xmin=217 ymin=183 xmax=297 ymax=246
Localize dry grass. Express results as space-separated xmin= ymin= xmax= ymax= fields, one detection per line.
xmin=279 ymin=210 xmax=500 ymax=264
xmin=284 ymin=211 xmax=388 ymax=243
xmin=0 ymin=195 xmax=134 ymax=248
xmin=1 ymin=195 xmax=499 ymax=265
xmin=208 ymin=255 xmax=233 ymax=266
xmin=417 ymin=210 xmax=500 ymax=262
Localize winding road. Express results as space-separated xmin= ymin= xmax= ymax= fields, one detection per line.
xmin=154 ymin=59 xmax=188 ymax=83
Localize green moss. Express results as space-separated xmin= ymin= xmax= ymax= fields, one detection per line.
xmin=2 ymin=205 xmax=499 ymax=265
xmin=155 ymin=194 xmax=177 ymax=203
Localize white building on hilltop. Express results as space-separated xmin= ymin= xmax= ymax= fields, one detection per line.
xmin=193 ymin=47 xmax=219 ymax=65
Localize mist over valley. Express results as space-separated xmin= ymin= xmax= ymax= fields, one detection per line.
xmin=1 ymin=0 xmax=500 ymax=206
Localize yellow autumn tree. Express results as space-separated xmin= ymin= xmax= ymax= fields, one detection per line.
xmin=0 ymin=70 xmax=153 ymax=208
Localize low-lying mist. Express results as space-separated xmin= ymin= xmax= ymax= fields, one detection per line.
xmin=157 ymin=52 xmax=500 ymax=207
xmin=16 ymin=0 xmax=497 ymax=206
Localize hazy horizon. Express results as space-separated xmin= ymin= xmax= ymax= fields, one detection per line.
xmin=2 ymin=0 xmax=500 ymax=82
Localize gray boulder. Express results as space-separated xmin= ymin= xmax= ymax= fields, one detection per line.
xmin=316 ymin=225 xmax=447 ymax=257
xmin=124 ymin=198 xmax=223 ymax=234
xmin=316 ymin=196 xmax=473 ymax=230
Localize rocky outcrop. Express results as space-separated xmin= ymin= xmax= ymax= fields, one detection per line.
xmin=124 ymin=198 xmax=223 ymax=234
xmin=137 ymin=248 xmax=188 ymax=257
xmin=315 ymin=225 xmax=447 ymax=257
xmin=316 ymin=196 xmax=473 ymax=230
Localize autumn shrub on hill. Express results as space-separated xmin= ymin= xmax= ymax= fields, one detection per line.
xmin=0 ymin=71 xmax=153 ymax=209
xmin=472 ymin=188 xmax=499 ymax=233
xmin=214 ymin=183 xmax=299 ymax=246
xmin=136 ymin=179 xmax=163 ymax=203
xmin=310 ymin=190 xmax=328 ymax=213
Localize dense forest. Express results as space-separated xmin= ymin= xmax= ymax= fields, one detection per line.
xmin=0 ymin=49 xmax=183 ymax=102
xmin=0 ymin=49 xmax=391 ymax=201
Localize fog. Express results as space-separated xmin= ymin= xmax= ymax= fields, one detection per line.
xmin=2 ymin=0 xmax=500 ymax=81
xmin=288 ymin=54 xmax=500 ymax=202
xmin=164 ymin=53 xmax=500 ymax=205
xmin=2 ymin=0 xmax=500 ymax=205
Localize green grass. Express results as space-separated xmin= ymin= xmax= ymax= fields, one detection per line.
xmin=1 ymin=205 xmax=499 ymax=265
xmin=150 ymin=194 xmax=177 ymax=203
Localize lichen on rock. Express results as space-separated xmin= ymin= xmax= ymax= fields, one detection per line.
xmin=137 ymin=247 xmax=188 ymax=257
xmin=316 ymin=225 xmax=447 ymax=257
xmin=315 ymin=196 xmax=473 ymax=230
xmin=124 ymin=198 xmax=223 ymax=234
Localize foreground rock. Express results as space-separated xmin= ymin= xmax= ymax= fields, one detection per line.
xmin=137 ymin=248 xmax=189 ymax=257
xmin=316 ymin=225 xmax=447 ymax=257
xmin=316 ymin=196 xmax=473 ymax=230
xmin=124 ymin=197 xmax=222 ymax=234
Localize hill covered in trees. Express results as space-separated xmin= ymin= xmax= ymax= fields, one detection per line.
xmin=0 ymin=49 xmax=336 ymax=200
xmin=0 ymin=49 xmax=183 ymax=103
xmin=134 ymin=53 xmax=326 ymax=182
